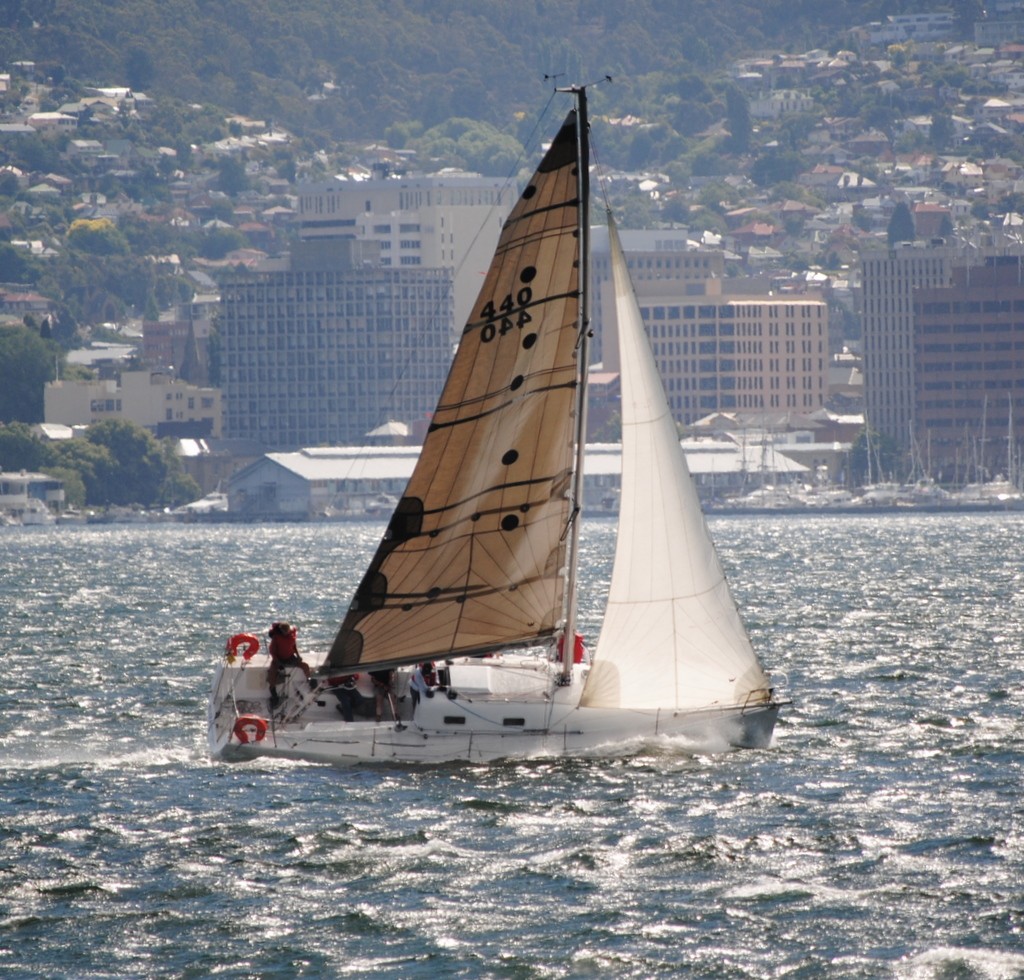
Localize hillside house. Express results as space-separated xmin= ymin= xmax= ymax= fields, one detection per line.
xmin=27 ymin=112 xmax=76 ymax=132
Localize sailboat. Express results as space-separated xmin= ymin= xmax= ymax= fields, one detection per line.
xmin=207 ymin=87 xmax=783 ymax=765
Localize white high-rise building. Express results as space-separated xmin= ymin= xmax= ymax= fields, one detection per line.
xmin=298 ymin=172 xmax=512 ymax=331
xmin=860 ymin=243 xmax=959 ymax=448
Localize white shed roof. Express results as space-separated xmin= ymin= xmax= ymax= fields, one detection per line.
xmin=259 ymin=440 xmax=807 ymax=484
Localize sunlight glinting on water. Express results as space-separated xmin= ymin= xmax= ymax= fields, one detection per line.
xmin=1 ymin=515 xmax=1023 ymax=977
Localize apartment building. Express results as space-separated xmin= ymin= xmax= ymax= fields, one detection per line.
xmin=601 ymin=277 xmax=829 ymax=425
xmin=589 ymin=226 xmax=724 ymax=365
xmin=868 ymin=13 xmax=955 ymax=45
xmin=44 ymin=370 xmax=222 ymax=437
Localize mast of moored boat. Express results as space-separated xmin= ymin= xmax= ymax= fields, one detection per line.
xmin=558 ymin=83 xmax=592 ymax=683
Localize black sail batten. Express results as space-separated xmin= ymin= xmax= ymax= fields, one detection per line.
xmin=426 ymin=378 xmax=577 ymax=433
xmin=324 ymin=108 xmax=584 ymax=674
xmin=363 ymin=473 xmax=572 ymax=531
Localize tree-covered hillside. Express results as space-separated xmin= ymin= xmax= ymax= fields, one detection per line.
xmin=0 ymin=0 xmax=964 ymax=144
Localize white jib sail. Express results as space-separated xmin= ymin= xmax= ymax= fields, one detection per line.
xmin=581 ymin=215 xmax=772 ymax=712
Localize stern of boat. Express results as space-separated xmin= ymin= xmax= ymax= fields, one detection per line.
xmin=207 ymin=650 xmax=290 ymax=761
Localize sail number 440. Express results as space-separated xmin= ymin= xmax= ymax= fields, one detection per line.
xmin=479 ymin=288 xmax=533 ymax=342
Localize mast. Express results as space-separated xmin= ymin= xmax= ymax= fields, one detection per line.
xmin=559 ymin=83 xmax=591 ymax=681
xmin=1008 ymin=393 xmax=1015 ymax=487
xmin=980 ymin=394 xmax=988 ymax=482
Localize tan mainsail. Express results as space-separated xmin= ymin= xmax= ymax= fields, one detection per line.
xmin=326 ymin=112 xmax=584 ymax=670
xmin=581 ymin=215 xmax=773 ymax=712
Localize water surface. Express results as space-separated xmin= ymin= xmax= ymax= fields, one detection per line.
xmin=2 ymin=514 xmax=1023 ymax=978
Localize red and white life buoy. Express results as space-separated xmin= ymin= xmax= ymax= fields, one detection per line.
xmin=233 ymin=714 xmax=268 ymax=744
xmin=225 ymin=632 xmax=260 ymax=662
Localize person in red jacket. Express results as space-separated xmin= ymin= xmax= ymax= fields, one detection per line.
xmin=267 ymin=621 xmax=312 ymax=705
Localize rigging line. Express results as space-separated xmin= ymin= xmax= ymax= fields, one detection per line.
xmin=589 ymin=126 xmax=614 ymax=215
xmin=559 ymin=504 xmax=580 ymax=543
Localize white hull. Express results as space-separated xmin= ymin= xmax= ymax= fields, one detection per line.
xmin=20 ymin=500 xmax=56 ymax=525
xmin=208 ymin=654 xmax=779 ymax=766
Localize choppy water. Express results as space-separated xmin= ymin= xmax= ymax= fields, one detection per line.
xmin=2 ymin=514 xmax=1023 ymax=979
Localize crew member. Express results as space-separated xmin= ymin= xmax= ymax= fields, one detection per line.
xmin=409 ymin=662 xmax=436 ymax=713
xmin=267 ymin=621 xmax=312 ymax=705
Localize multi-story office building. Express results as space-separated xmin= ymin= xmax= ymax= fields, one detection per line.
xmin=914 ymin=255 xmax=1024 ymax=480
xmin=590 ymin=226 xmax=723 ymax=365
xmin=297 ymin=172 xmax=511 ymax=331
xmin=861 ymin=241 xmax=1024 ymax=462
xmin=601 ymin=278 xmax=829 ymax=425
xmin=220 ymin=171 xmax=506 ymax=449
xmin=860 ymin=242 xmax=959 ymax=448
xmin=219 ymin=239 xmax=453 ymax=450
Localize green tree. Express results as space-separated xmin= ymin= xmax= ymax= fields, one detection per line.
xmin=410 ymin=118 xmax=522 ymax=176
xmin=953 ymin=0 xmax=984 ymax=36
xmin=125 ymin=46 xmax=156 ymax=90
xmin=690 ymin=149 xmax=728 ymax=177
xmin=206 ymin=323 xmax=222 ymax=387
xmin=16 ymin=134 xmax=61 ymax=173
xmin=0 ymin=421 xmax=50 ymax=470
xmin=200 ymin=226 xmax=248 ymax=260
xmin=750 ymin=149 xmax=803 ymax=188
xmin=0 ymin=243 xmax=37 ymax=284
xmin=215 ymin=156 xmax=249 ymax=196
xmin=85 ymin=419 xmax=167 ymax=506
xmin=930 ymin=110 xmax=954 ymax=151
xmin=0 ymin=325 xmax=56 ymax=423
xmin=887 ymin=202 xmax=915 ymax=247
xmin=724 ymin=87 xmax=751 ymax=154
xmin=0 ymin=170 xmax=20 ymax=198
xmin=157 ymin=441 xmax=201 ymax=507
xmin=43 ymin=464 xmax=86 ymax=508
xmin=670 ymin=98 xmax=713 ymax=136
xmin=49 ymin=438 xmax=115 ymax=505
xmin=67 ymin=218 xmax=130 ymax=257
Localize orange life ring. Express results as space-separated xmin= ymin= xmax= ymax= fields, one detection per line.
xmin=226 ymin=632 xmax=260 ymax=662
xmin=233 ymin=714 xmax=268 ymax=744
